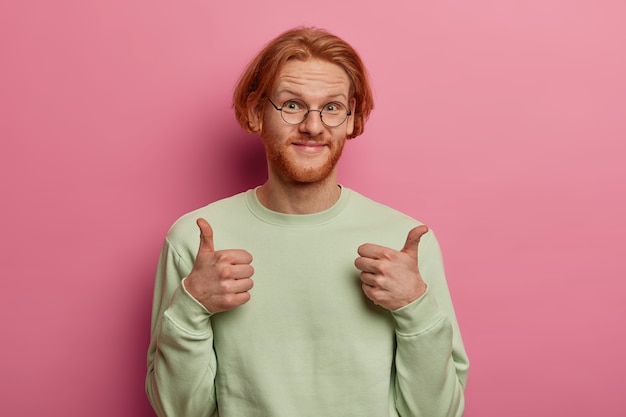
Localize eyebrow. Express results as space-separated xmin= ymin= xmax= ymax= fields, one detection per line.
xmin=275 ymin=89 xmax=349 ymax=103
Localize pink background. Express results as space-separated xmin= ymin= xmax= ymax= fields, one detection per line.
xmin=1 ymin=1 xmax=625 ymax=416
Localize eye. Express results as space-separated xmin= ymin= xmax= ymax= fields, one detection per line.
xmin=323 ymin=102 xmax=343 ymax=114
xmin=282 ymin=99 xmax=306 ymax=113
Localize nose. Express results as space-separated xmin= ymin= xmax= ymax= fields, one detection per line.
xmin=298 ymin=109 xmax=325 ymax=136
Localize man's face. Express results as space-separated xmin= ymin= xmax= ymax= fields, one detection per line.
xmin=252 ymin=58 xmax=355 ymax=184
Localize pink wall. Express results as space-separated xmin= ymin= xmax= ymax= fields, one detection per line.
xmin=2 ymin=1 xmax=625 ymax=416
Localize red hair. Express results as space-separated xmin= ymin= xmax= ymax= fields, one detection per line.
xmin=232 ymin=27 xmax=374 ymax=139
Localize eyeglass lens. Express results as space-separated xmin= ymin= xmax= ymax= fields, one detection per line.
xmin=280 ymin=99 xmax=348 ymax=127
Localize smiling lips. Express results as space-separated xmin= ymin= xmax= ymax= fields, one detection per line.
xmin=292 ymin=141 xmax=328 ymax=154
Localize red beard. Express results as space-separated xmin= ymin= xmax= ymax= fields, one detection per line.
xmin=263 ymin=134 xmax=346 ymax=184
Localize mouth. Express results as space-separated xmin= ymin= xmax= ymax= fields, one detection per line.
xmin=291 ymin=141 xmax=328 ymax=154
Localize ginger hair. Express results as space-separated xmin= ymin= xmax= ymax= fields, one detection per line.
xmin=232 ymin=27 xmax=374 ymax=139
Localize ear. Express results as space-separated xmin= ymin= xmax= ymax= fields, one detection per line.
xmin=246 ymin=93 xmax=263 ymax=133
xmin=346 ymin=97 xmax=356 ymax=137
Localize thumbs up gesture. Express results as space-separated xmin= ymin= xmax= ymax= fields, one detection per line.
xmin=183 ymin=218 xmax=255 ymax=313
xmin=354 ymin=225 xmax=429 ymax=311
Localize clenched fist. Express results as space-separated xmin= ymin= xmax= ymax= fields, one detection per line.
xmin=184 ymin=218 xmax=255 ymax=313
xmin=355 ymin=225 xmax=429 ymax=311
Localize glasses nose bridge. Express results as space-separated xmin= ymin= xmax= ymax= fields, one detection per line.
xmin=300 ymin=108 xmax=326 ymax=126
xmin=303 ymin=108 xmax=324 ymax=122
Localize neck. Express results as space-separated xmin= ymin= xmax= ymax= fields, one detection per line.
xmin=256 ymin=173 xmax=341 ymax=215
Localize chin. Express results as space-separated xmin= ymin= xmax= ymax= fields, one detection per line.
xmin=284 ymin=165 xmax=335 ymax=183
xmin=268 ymin=144 xmax=344 ymax=184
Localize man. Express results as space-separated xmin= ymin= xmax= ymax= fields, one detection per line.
xmin=146 ymin=27 xmax=469 ymax=417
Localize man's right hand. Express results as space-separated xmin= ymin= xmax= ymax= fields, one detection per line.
xmin=183 ymin=218 xmax=254 ymax=313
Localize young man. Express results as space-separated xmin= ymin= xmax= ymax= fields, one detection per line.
xmin=146 ymin=27 xmax=469 ymax=417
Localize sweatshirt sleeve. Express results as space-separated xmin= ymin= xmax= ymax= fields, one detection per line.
xmin=146 ymin=238 xmax=218 ymax=417
xmin=391 ymin=230 xmax=469 ymax=417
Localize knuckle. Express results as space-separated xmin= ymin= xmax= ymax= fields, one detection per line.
xmin=362 ymin=285 xmax=382 ymax=303
xmin=380 ymin=248 xmax=396 ymax=261
xmin=224 ymin=292 xmax=249 ymax=308
xmin=217 ymin=279 xmax=232 ymax=293
xmin=214 ymin=251 xmax=229 ymax=262
xmin=376 ymin=263 xmax=390 ymax=276
xmin=223 ymin=293 xmax=237 ymax=305
xmin=373 ymin=276 xmax=387 ymax=288
xmin=215 ymin=263 xmax=233 ymax=278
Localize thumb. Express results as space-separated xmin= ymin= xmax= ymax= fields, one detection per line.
xmin=196 ymin=218 xmax=215 ymax=252
xmin=400 ymin=225 xmax=429 ymax=260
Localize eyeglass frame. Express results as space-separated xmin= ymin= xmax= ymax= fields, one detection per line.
xmin=267 ymin=97 xmax=352 ymax=128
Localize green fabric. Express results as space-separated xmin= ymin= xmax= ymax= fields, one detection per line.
xmin=147 ymin=187 xmax=469 ymax=417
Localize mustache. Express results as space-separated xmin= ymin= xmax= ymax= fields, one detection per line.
xmin=289 ymin=134 xmax=330 ymax=144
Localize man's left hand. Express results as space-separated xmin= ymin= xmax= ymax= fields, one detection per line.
xmin=355 ymin=225 xmax=429 ymax=311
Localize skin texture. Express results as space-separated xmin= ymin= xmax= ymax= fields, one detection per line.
xmin=184 ymin=58 xmax=428 ymax=313
xmin=251 ymin=58 xmax=356 ymax=214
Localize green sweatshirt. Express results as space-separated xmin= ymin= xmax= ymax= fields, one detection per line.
xmin=146 ymin=187 xmax=469 ymax=417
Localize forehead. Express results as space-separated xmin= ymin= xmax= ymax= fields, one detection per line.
xmin=272 ymin=58 xmax=351 ymax=100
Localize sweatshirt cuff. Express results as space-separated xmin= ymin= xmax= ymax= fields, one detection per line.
xmin=164 ymin=277 xmax=213 ymax=333
xmin=391 ymin=287 xmax=446 ymax=335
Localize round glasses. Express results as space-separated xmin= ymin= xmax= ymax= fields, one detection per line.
xmin=268 ymin=98 xmax=351 ymax=128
